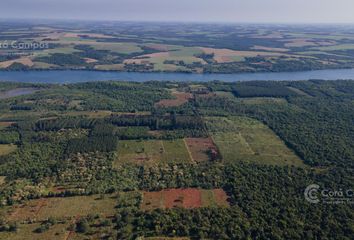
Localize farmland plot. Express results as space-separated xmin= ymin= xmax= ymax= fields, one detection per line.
xmin=204 ymin=116 xmax=305 ymax=166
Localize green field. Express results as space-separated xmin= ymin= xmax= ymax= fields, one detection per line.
xmin=0 ymin=144 xmax=17 ymax=156
xmin=115 ymin=139 xmax=192 ymax=167
xmin=0 ymin=222 xmax=69 ymax=240
xmin=6 ymin=194 xmax=118 ymax=222
xmin=205 ymin=116 xmax=305 ymax=166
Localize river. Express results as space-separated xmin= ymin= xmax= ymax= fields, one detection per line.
xmin=1 ymin=69 xmax=354 ymax=83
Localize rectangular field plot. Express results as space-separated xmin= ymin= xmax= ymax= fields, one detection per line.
xmin=141 ymin=188 xmax=229 ymax=211
xmin=115 ymin=139 xmax=192 ymax=167
xmin=6 ymin=194 xmax=117 ymax=222
xmin=185 ymin=137 xmax=219 ymax=163
xmin=205 ymin=116 xmax=305 ymax=166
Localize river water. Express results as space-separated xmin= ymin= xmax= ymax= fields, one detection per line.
xmin=1 ymin=69 xmax=354 ymax=83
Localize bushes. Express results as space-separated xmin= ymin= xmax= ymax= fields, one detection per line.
xmin=66 ymin=136 xmax=118 ymax=154
xmin=232 ymin=81 xmax=297 ymax=98
xmin=34 ymin=53 xmax=86 ymax=66
xmin=0 ymin=130 xmax=19 ymax=144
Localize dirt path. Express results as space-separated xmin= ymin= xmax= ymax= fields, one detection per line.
xmin=238 ymin=132 xmax=255 ymax=155
xmin=183 ymin=138 xmax=196 ymax=164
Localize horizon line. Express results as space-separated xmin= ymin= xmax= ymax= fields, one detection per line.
xmin=1 ymin=17 xmax=354 ymax=26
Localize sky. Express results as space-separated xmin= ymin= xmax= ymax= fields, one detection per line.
xmin=1 ymin=0 xmax=354 ymax=24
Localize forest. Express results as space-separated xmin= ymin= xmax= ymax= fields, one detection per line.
xmin=0 ymin=80 xmax=353 ymax=239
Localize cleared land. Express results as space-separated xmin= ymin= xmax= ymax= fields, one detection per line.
xmin=155 ymin=91 xmax=193 ymax=107
xmin=141 ymin=188 xmax=229 ymax=211
xmin=200 ymin=47 xmax=286 ymax=63
xmin=0 ymin=144 xmax=17 ymax=156
xmin=7 ymin=194 xmax=117 ymax=222
xmin=0 ymin=122 xmax=14 ymax=130
xmin=124 ymin=46 xmax=206 ymax=71
xmin=115 ymin=139 xmax=192 ymax=167
xmin=185 ymin=137 xmax=219 ymax=163
xmin=0 ymin=222 xmax=69 ymax=240
xmin=204 ymin=116 xmax=305 ymax=166
xmin=0 ymin=57 xmax=34 ymax=68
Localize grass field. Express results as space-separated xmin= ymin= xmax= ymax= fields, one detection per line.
xmin=7 ymin=194 xmax=118 ymax=222
xmin=0 ymin=144 xmax=17 ymax=156
xmin=204 ymin=116 xmax=305 ymax=166
xmin=115 ymin=139 xmax=192 ymax=167
xmin=141 ymin=188 xmax=229 ymax=211
xmin=91 ymin=42 xmax=142 ymax=54
xmin=0 ymin=222 xmax=69 ymax=240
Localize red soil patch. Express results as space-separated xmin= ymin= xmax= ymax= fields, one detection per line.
xmin=164 ymin=188 xmax=202 ymax=209
xmin=155 ymin=92 xmax=193 ymax=107
xmin=185 ymin=137 xmax=219 ymax=162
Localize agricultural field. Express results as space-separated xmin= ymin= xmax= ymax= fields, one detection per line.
xmin=184 ymin=137 xmax=219 ymax=163
xmin=115 ymin=139 xmax=192 ymax=167
xmin=155 ymin=91 xmax=193 ymax=108
xmin=6 ymin=194 xmax=118 ymax=222
xmin=2 ymin=21 xmax=354 ymax=72
xmin=205 ymin=116 xmax=305 ymax=166
xmin=141 ymin=188 xmax=229 ymax=211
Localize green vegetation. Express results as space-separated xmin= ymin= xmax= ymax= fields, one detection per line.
xmin=0 ymin=80 xmax=352 ymax=239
